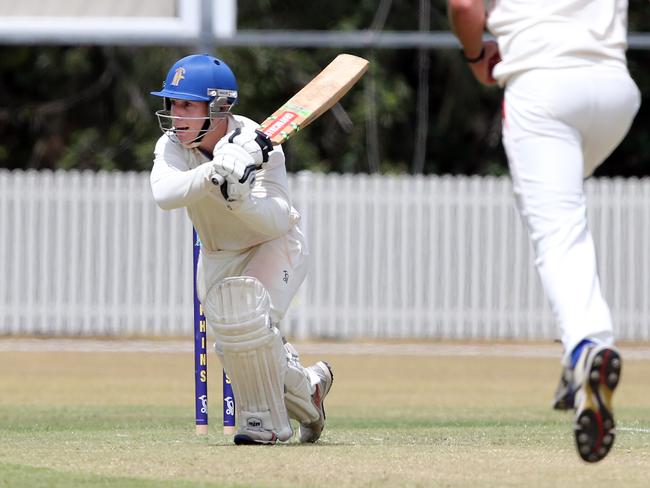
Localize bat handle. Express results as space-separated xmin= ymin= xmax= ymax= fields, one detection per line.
xmin=210 ymin=174 xmax=225 ymax=186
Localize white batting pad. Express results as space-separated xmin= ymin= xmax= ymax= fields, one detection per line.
xmin=283 ymin=341 xmax=320 ymax=424
xmin=204 ymin=276 xmax=292 ymax=441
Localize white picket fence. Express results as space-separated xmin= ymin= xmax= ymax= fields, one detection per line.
xmin=1 ymin=169 xmax=649 ymax=341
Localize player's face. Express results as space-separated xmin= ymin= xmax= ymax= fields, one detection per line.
xmin=169 ymin=99 xmax=209 ymax=145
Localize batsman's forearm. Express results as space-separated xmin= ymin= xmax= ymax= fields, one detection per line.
xmin=447 ymin=0 xmax=486 ymax=58
xmin=233 ymin=196 xmax=293 ymax=239
xmin=150 ymin=163 xmax=215 ymax=210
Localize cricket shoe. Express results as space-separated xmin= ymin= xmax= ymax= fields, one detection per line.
xmin=552 ymin=366 xmax=575 ymax=411
xmin=299 ymin=361 xmax=333 ymax=443
xmin=572 ymin=344 xmax=622 ymax=463
xmin=233 ymin=414 xmax=293 ymax=446
xmin=234 ymin=427 xmax=278 ymax=445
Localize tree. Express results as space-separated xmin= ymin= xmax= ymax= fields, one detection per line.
xmin=0 ymin=1 xmax=648 ymax=176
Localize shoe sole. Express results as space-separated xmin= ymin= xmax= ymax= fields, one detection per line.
xmin=234 ymin=433 xmax=277 ymax=445
xmin=319 ymin=360 xmax=333 ymax=419
xmin=574 ymin=347 xmax=621 ymax=463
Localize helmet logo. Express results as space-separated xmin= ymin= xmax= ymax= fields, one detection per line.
xmin=171 ymin=67 xmax=185 ymax=86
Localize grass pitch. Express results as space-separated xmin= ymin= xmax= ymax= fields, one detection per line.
xmin=1 ymin=343 xmax=649 ymax=487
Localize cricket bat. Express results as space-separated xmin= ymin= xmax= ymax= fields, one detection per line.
xmin=258 ymin=53 xmax=369 ymax=144
xmin=211 ymin=53 xmax=368 ymax=187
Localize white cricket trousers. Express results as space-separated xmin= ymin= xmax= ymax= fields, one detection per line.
xmin=502 ymin=66 xmax=640 ymax=365
xmin=196 ymin=225 xmax=309 ymax=325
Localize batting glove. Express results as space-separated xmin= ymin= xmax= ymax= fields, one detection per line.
xmin=215 ymin=127 xmax=274 ymax=166
xmin=210 ymin=143 xmax=259 ymax=210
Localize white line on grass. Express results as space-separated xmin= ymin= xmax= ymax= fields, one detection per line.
xmin=618 ymin=427 xmax=650 ymax=434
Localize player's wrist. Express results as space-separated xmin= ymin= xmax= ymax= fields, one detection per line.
xmin=461 ymin=47 xmax=485 ymax=64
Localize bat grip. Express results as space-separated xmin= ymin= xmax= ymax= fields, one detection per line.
xmin=210 ymin=174 xmax=225 ymax=186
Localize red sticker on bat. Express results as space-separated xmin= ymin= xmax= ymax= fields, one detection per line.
xmin=262 ymin=111 xmax=298 ymax=139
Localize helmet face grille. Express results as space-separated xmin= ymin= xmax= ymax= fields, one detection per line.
xmin=154 ymin=108 xmax=230 ymax=147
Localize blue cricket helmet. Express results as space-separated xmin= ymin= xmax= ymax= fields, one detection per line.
xmin=151 ymin=54 xmax=238 ymax=111
xmin=151 ymin=54 xmax=238 ymax=147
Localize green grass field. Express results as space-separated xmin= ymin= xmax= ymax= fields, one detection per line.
xmin=1 ymin=343 xmax=650 ymax=487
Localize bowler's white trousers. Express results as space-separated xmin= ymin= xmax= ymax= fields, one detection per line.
xmin=502 ymin=66 xmax=640 ymax=365
xmin=196 ymin=225 xmax=309 ymax=325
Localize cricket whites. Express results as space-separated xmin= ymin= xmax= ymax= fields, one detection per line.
xmin=193 ymin=53 xmax=368 ymax=436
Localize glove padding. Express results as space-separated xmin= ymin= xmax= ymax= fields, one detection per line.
xmin=216 ymin=127 xmax=274 ymax=165
xmin=210 ymin=143 xmax=259 ymax=210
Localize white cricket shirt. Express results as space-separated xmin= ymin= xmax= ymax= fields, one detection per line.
xmin=150 ymin=114 xmax=300 ymax=252
xmin=486 ymin=0 xmax=629 ymax=84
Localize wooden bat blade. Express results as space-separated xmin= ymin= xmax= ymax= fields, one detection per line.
xmin=259 ymin=54 xmax=369 ymax=145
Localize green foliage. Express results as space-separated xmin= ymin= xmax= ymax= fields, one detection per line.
xmin=0 ymin=46 xmax=185 ymax=171
xmin=0 ymin=2 xmax=648 ymax=176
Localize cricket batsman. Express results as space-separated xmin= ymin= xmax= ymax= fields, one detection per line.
xmin=149 ymin=53 xmax=333 ymax=445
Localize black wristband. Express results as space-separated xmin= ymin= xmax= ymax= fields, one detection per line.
xmin=461 ymin=47 xmax=485 ymax=64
